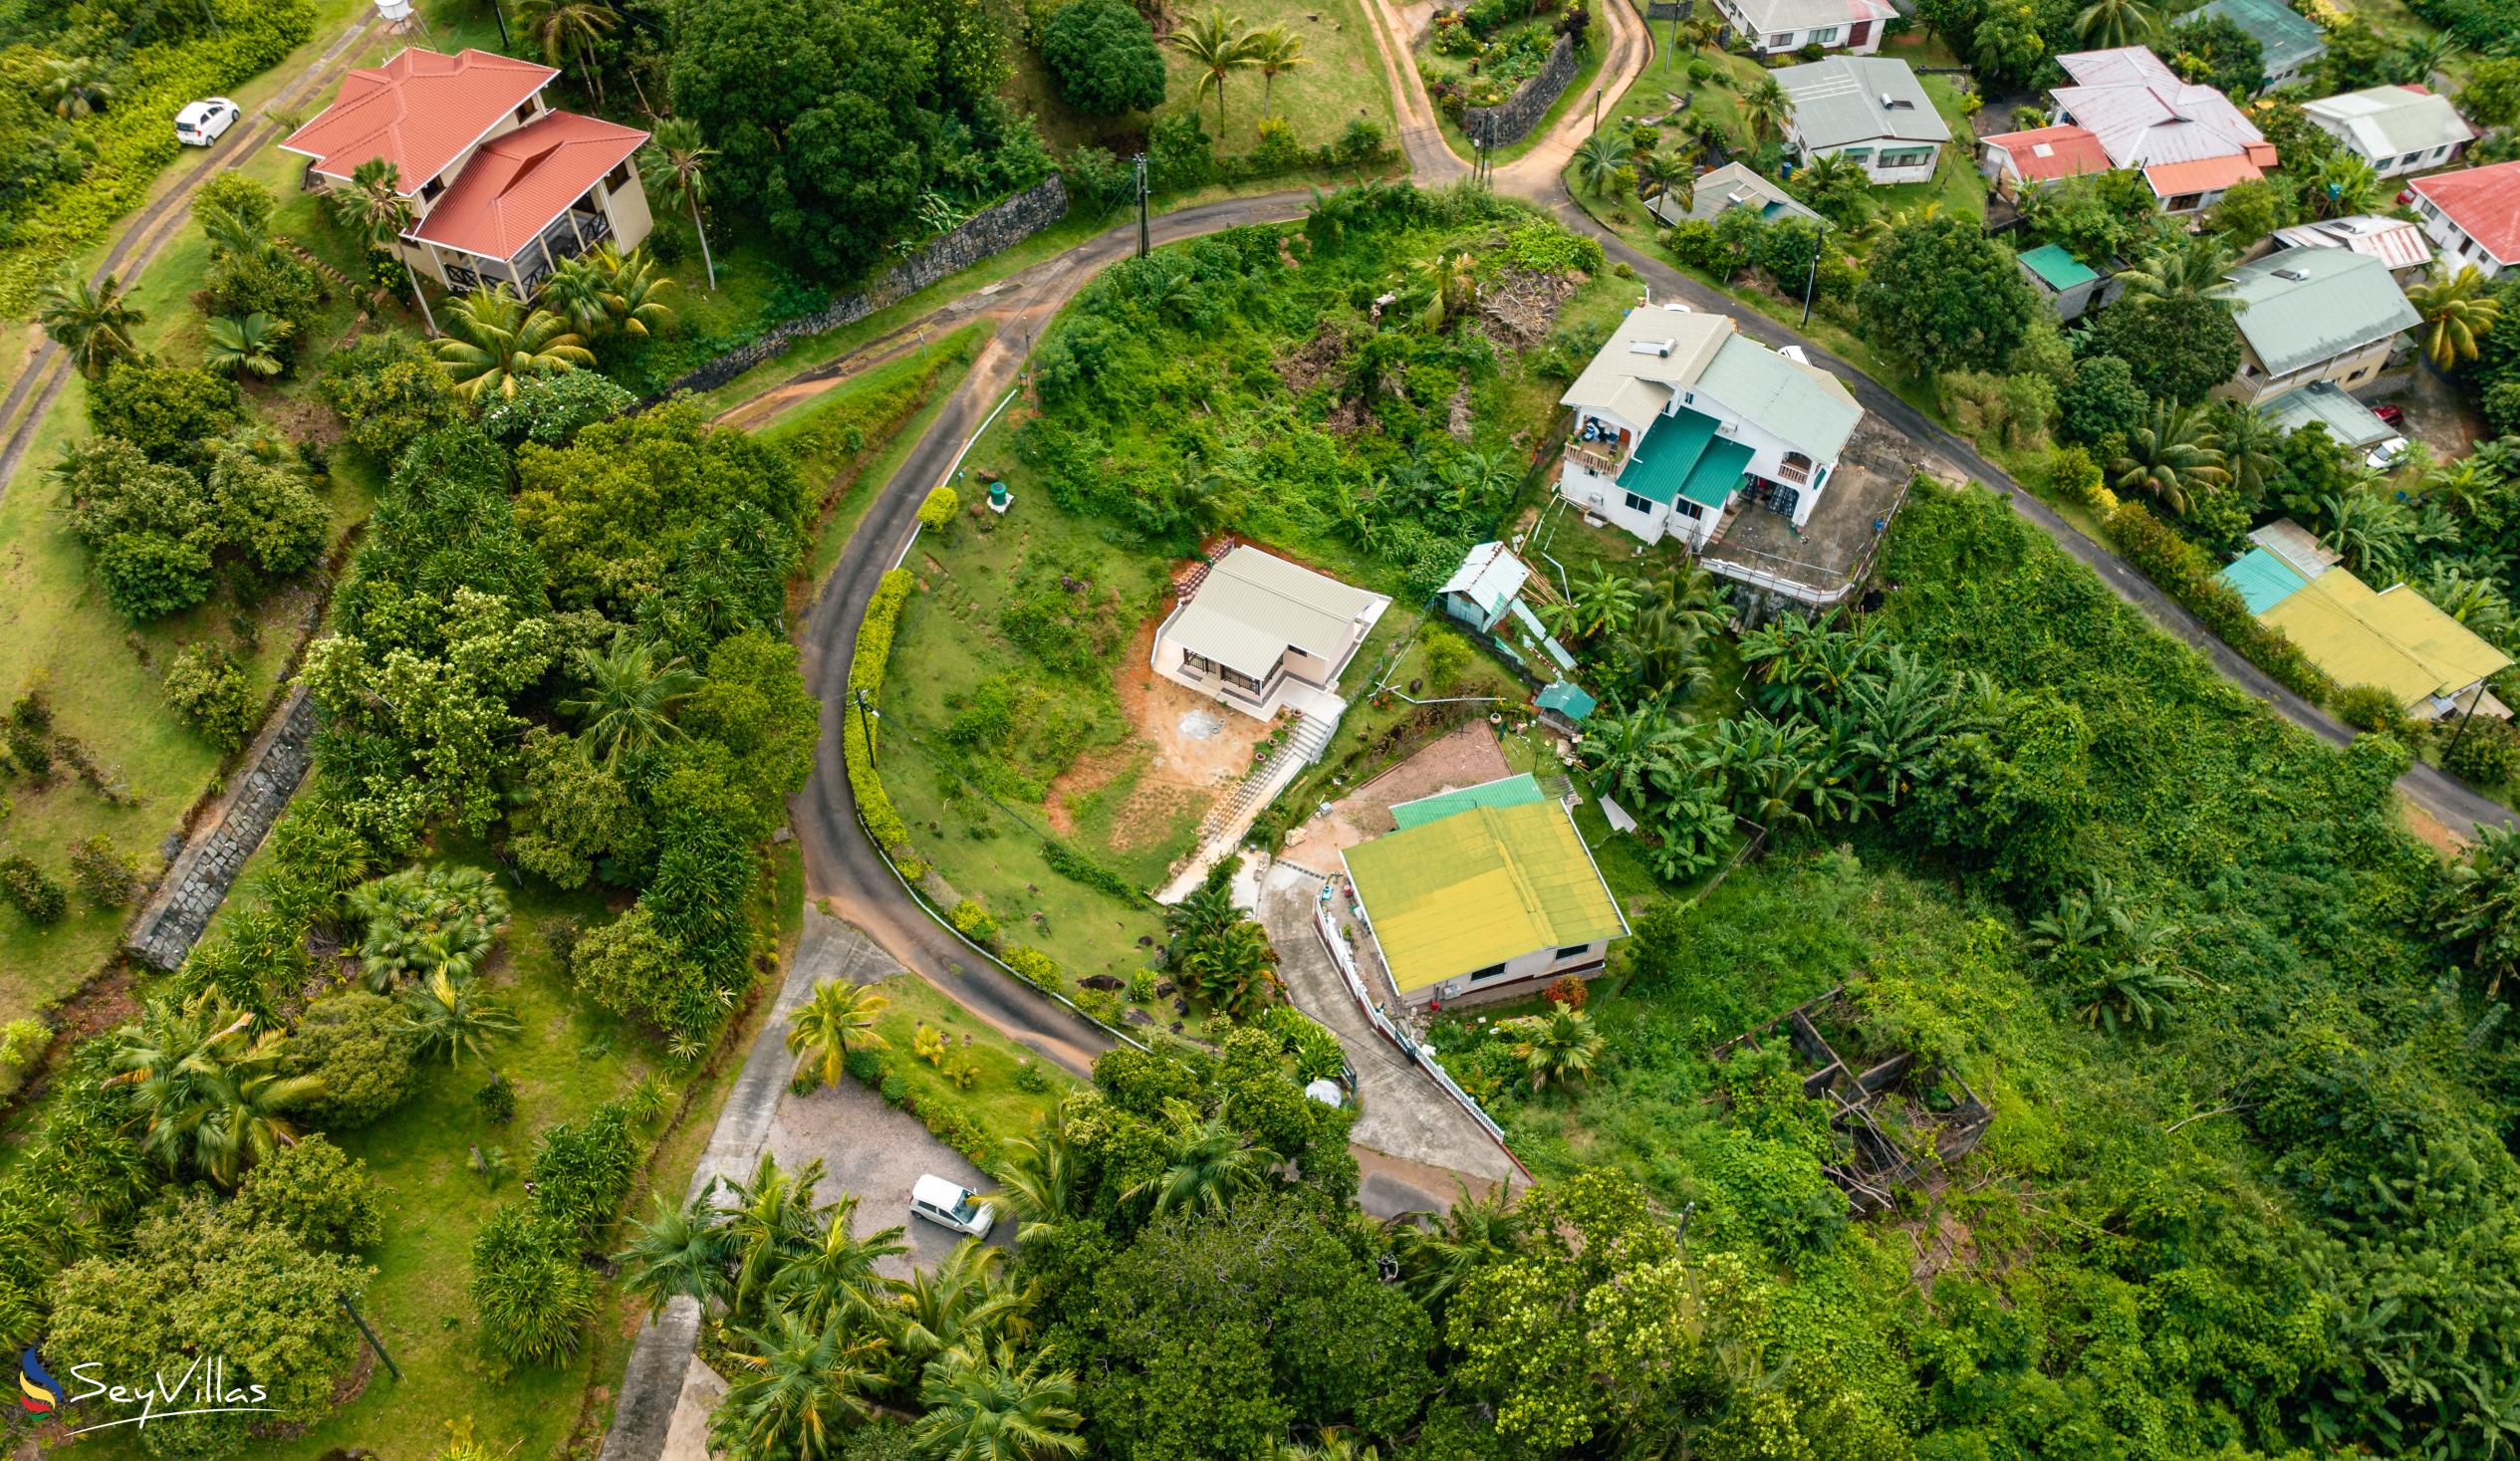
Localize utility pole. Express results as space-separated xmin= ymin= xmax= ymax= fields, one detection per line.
xmin=1801 ymin=222 xmax=1825 ymax=328
xmin=2442 ymin=681 xmax=2486 ymax=766
xmin=1134 ymin=154 xmax=1150 ymax=258
xmin=338 ymin=1293 xmax=401 ymax=1381
xmin=488 ymin=0 xmax=510 ymax=50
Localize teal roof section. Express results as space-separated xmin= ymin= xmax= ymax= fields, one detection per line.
xmin=2224 ymin=249 xmax=2421 ymax=378
xmin=2219 ymin=547 xmax=2311 ymax=614
xmin=1680 ymin=436 xmax=1753 ymax=508
xmin=2200 ymin=0 xmax=2325 ymax=73
xmin=1537 ymin=681 xmax=1598 ymax=722
xmin=1617 ymin=408 xmax=1721 ymax=505
xmin=1390 ymin=772 xmax=1548 ymax=830
xmin=2018 ymin=243 xmax=2099 ymax=291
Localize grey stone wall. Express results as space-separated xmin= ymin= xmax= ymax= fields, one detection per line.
xmin=646 ymin=175 xmax=1071 ymax=402
xmin=1644 ymin=1 xmax=1687 ymax=19
xmin=1465 ymin=34 xmax=1581 ymax=148
xmin=126 ymin=688 xmax=316 ymax=971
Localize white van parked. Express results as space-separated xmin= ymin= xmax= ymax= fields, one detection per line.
xmin=910 ymin=1174 xmax=994 ymax=1239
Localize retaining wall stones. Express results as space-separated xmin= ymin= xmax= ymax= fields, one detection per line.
xmin=126 ymin=688 xmax=316 ymax=971
xmin=1465 ymin=33 xmax=1581 ymax=148
xmin=644 ymin=175 xmax=1071 ymax=402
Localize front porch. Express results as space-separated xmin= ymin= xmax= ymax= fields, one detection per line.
xmin=424 ymin=197 xmax=617 ymax=298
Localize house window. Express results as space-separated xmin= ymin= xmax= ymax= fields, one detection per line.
xmin=1879 ymin=147 xmax=1935 ymax=167
xmin=421 ymin=176 xmax=444 ymax=201
xmin=1767 ymin=31 xmax=1793 ymax=47
xmin=514 ymin=100 xmax=536 ymax=124
xmin=2165 ymin=192 xmax=2202 ymax=211
xmin=1221 ymin=665 xmax=1265 ymax=693
xmin=2400 ymin=152 xmax=2423 ymax=168
xmin=1465 ymin=962 xmax=1512 ymax=982
xmin=1182 ymin=649 xmax=1216 ymax=675
xmin=1672 ymin=498 xmax=1704 ymax=521
xmin=604 ymin=160 xmax=632 ymax=192
xmin=1555 ymin=944 xmax=1594 ymax=959
xmin=1810 ymin=24 xmax=1839 ymax=41
xmin=1623 ymin=491 xmax=1655 ymax=515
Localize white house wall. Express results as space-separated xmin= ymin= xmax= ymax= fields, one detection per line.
xmin=1794 ymin=133 xmax=1937 ymax=186
xmin=2416 ymin=197 xmax=2511 ymax=280
xmin=1407 ymin=939 xmax=1612 ymax=1008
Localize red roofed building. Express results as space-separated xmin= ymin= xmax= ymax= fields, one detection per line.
xmin=1977 ymin=123 xmax=2114 ymax=195
xmin=2411 ymin=161 xmax=2520 ymax=280
xmin=1990 ymin=47 xmax=2278 ymax=214
xmin=281 ymin=48 xmax=651 ymax=298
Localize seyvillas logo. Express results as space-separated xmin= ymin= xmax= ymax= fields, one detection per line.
xmin=18 ymin=1348 xmax=63 ymax=1413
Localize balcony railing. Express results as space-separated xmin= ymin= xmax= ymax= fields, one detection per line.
xmin=1566 ymin=442 xmax=1623 ymax=477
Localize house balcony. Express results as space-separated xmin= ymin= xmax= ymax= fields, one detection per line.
xmin=1565 ymin=441 xmax=1625 ymax=477
xmin=437 ymin=200 xmax=615 ymax=299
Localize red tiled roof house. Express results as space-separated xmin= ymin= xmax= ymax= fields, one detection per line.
xmin=2411 ymin=161 xmax=2520 ymax=281
xmin=281 ymin=48 xmax=652 ymax=297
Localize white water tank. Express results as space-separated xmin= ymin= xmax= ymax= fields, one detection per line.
xmin=375 ymin=0 xmax=413 ymax=20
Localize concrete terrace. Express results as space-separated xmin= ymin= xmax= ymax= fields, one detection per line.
xmin=1701 ymin=413 xmax=1917 ymax=609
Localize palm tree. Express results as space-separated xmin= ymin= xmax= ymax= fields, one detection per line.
xmin=1126 ymin=1111 xmax=1281 ymax=1217
xmin=433 ymin=286 xmax=595 ymax=398
xmin=2439 ymin=824 xmax=2520 ymax=1000
xmin=199 ymin=203 xmax=286 ymax=267
xmin=1635 ymin=150 xmax=1694 ymax=211
xmin=1387 ymin=1179 xmax=1523 ymax=1314
xmin=2408 ymin=263 xmax=2503 ymax=370
xmin=1739 ymin=76 xmax=1791 ymax=143
xmin=2311 ymin=153 xmax=2382 ymax=220
xmin=42 ymin=56 xmax=113 ymax=119
xmin=106 ymin=994 xmax=321 ymax=1186
xmin=561 ymin=636 xmax=701 ymax=766
xmin=989 ymin=1110 xmax=1080 ymax=1243
xmin=37 ymin=273 xmax=144 ymax=378
xmin=721 ymin=1153 xmax=832 ymax=1321
xmin=2395 ymin=32 xmax=2462 ymax=85
xmin=2074 ymin=0 xmax=2158 ymax=49
xmin=1571 ymin=564 xmax=1644 ymax=640
xmin=2115 ymin=232 xmax=2242 ymax=311
xmin=768 ymin=1194 xmax=906 ymax=1331
xmin=514 ymin=0 xmax=622 ymax=102
xmin=543 ymin=253 xmax=613 ymax=341
xmin=615 ymin=1190 xmax=734 ymax=1315
xmin=882 ymin=1240 xmax=1024 ymax=1371
xmin=1510 ymin=1005 xmax=1604 ymax=1090
xmin=1572 ymin=131 xmax=1626 ymax=196
xmin=328 ymin=158 xmax=436 ymax=333
xmin=598 ymin=244 xmax=675 ymax=337
xmin=1170 ymin=9 xmax=1263 ymax=136
xmin=400 ymin=970 xmax=522 ymax=1075
xmin=1176 ymin=919 xmax=1278 ymax=1020
xmin=1415 ymin=251 xmax=1479 ymax=333
xmin=2111 ymin=400 xmax=2227 ymax=517
xmin=710 ymin=1309 xmax=884 ymax=1461
xmin=1249 ymin=25 xmax=1310 ymax=116
xmin=2214 ymin=399 xmax=2283 ymax=502
xmin=641 ymin=118 xmax=720 ymax=291
xmin=204 ymin=312 xmax=291 ymax=379
xmin=910 ymin=1344 xmax=1087 ymax=1461
xmin=786 ymin=980 xmax=890 ymax=1090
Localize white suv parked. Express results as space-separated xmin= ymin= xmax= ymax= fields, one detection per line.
xmin=910 ymin=1174 xmax=994 ymax=1239
xmin=175 ymin=98 xmax=239 ymax=146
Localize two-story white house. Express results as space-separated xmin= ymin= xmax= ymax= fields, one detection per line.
xmin=282 ymin=47 xmax=653 ymax=298
xmin=1557 ymin=304 xmax=1864 ymax=550
xmin=1707 ymin=0 xmax=1897 ymax=56
xmin=1774 ymin=55 xmax=1950 ymax=185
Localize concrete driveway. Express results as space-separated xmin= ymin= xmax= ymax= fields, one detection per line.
xmin=766 ymin=1073 xmax=1010 ymax=1280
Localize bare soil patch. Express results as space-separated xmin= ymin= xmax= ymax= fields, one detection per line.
xmin=1294 ymin=718 xmax=1513 ymax=855
xmin=1046 ymin=614 xmax=1276 ymax=849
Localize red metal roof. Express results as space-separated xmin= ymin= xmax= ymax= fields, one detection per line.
xmin=2413 ymin=161 xmax=2520 ymax=263
xmin=412 ymin=112 xmax=648 ymax=261
xmin=2143 ymin=153 xmax=2267 ymax=197
xmin=1980 ymin=124 xmax=2113 ymax=181
xmin=280 ymin=48 xmax=558 ymax=192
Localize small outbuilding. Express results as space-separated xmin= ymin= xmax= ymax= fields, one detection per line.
xmin=1438 ymin=541 xmax=1533 ymax=634
xmin=2015 ymin=243 xmax=2118 ymax=322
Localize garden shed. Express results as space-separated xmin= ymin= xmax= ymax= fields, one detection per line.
xmin=1439 ymin=542 xmax=1533 ymax=634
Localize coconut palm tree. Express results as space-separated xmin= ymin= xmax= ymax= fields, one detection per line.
xmin=2116 ymin=232 xmax=2242 ymax=311
xmin=614 ymin=1189 xmax=735 ymax=1315
xmin=1510 ymin=1004 xmax=1605 ymax=1090
xmin=328 ymin=157 xmax=438 ymax=333
xmin=1570 ymin=564 xmax=1645 ymax=640
xmin=543 ymin=253 xmax=613 ymax=341
xmin=2408 ymin=263 xmax=2504 ymax=369
xmin=2215 ymin=399 xmax=2283 ymax=501
xmin=42 ymin=56 xmax=113 ymax=119
xmin=882 ymin=1240 xmax=1024 ymax=1372
xmin=514 ymin=0 xmax=622 ymax=102
xmin=768 ymin=1194 xmax=906 ymax=1332
xmin=204 ymin=312 xmax=291 ymax=379
xmin=1387 ymin=1179 xmax=1524 ymax=1314
xmin=1177 ymin=920 xmax=1279 ymax=1020
xmin=1249 ymin=25 xmax=1310 ymax=116
xmin=910 ymin=1344 xmax=1087 ymax=1461
xmin=785 ymin=979 xmax=890 ymax=1090
xmin=2111 ymin=400 xmax=2227 ymax=517
xmin=710 ymin=1309 xmax=885 ymax=1461
xmin=37 ymin=273 xmax=144 ymax=378
xmin=1127 ymin=1111 xmax=1281 ymax=1217
xmin=989 ymin=1110 xmax=1080 ymax=1243
xmin=106 ymin=994 xmax=321 ymax=1186
xmin=2311 ymin=153 xmax=2382 ymax=219
xmin=641 ymin=118 xmax=720 ymax=290
xmin=2074 ymin=0 xmax=2159 ymax=49
xmin=1416 ymin=250 xmax=1480 ymax=333
xmin=720 ymin=1152 xmax=834 ymax=1321
xmin=1572 ymin=131 xmax=1627 ymax=196
xmin=1635 ymin=150 xmax=1695 ymax=212
xmin=400 ymin=970 xmax=523 ymax=1076
xmin=597 ymin=244 xmax=675 ymax=337
xmin=561 ymin=635 xmax=701 ymax=766
xmin=433 ymin=285 xmax=595 ymax=398
xmin=1170 ymin=9 xmax=1263 ymax=136
xmin=1740 ymin=76 xmax=1792 ymax=143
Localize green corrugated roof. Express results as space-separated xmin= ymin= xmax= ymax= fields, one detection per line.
xmin=2218 ymin=547 xmax=2310 ymax=614
xmin=2225 ymin=250 xmax=2421 ymax=378
xmin=1680 ymin=436 xmax=1753 ymax=509
xmin=2018 ymin=243 xmax=2099 ymax=291
xmin=1693 ymin=336 xmax=1864 ymax=463
xmin=2200 ymin=0 xmax=2326 ymax=72
xmin=2257 ymin=380 xmax=2396 ymax=450
xmin=1342 ymin=800 xmax=1627 ymax=994
xmin=1616 ymin=408 xmax=1720 ymax=506
xmin=1537 ymin=681 xmax=1598 ymax=721
xmin=1390 ymin=773 xmax=1547 ymax=830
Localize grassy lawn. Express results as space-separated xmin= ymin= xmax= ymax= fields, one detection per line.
xmin=857 ymin=970 xmax=1081 ymax=1142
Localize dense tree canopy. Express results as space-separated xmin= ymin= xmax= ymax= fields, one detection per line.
xmin=1858 ymin=215 xmax=2040 ymax=376
xmin=1042 ymin=0 xmax=1167 ymax=116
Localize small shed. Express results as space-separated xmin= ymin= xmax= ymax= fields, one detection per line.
xmin=1537 ymin=680 xmax=1598 ymax=730
xmin=1439 ymin=542 xmax=1532 ymax=633
xmin=2016 ymin=243 xmax=2115 ymax=322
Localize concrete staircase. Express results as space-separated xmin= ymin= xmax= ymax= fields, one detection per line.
xmin=1161 ymin=706 xmax=1338 ymax=903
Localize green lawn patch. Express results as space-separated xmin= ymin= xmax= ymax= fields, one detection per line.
xmin=857 ymin=970 xmax=1081 ymax=1145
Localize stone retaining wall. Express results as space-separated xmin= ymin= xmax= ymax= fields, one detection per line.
xmin=643 ymin=175 xmax=1071 ymax=402
xmin=126 ymin=687 xmax=316 ymax=970
xmin=1465 ymin=33 xmax=1581 ymax=148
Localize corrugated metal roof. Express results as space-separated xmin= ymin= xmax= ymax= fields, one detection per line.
xmin=2305 ymin=86 xmax=2473 ymax=161
xmin=2411 ymin=161 xmax=2520 ymax=263
xmin=1618 ymin=408 xmax=1721 ymax=506
xmin=2018 ymin=243 xmax=2099 ymax=290
xmin=2247 ymin=518 xmax=2344 ymax=578
xmin=1341 ymin=801 xmax=1627 ymax=993
xmin=1439 ymin=542 xmax=1530 ymax=619
xmin=1681 ymin=436 xmax=1754 ymax=508
xmin=1561 ymin=306 xmax=1732 ymax=423
xmin=2256 ymin=380 xmax=2398 ymax=449
xmin=1165 ymin=547 xmax=1386 ymax=679
xmin=2143 ymin=154 xmax=2267 ymax=196
xmin=2224 ymin=248 xmax=2420 ymax=377
xmin=2271 ymin=215 xmax=2434 ymax=272
xmin=1775 ymin=56 xmax=1951 ymax=149
xmin=1645 ymin=162 xmax=1821 ymax=229
xmin=2199 ymin=0 xmax=2327 ymax=72
xmin=1723 ymin=0 xmax=1895 ymax=35
xmin=1537 ymin=681 xmax=1597 ymax=720
xmin=2051 ymin=46 xmax=2267 ymax=169
xmin=1693 ymin=336 xmax=1863 ymax=462
xmin=2260 ymin=567 xmax=2513 ymax=707
xmin=1979 ymin=124 xmax=2115 ymax=181
xmin=1390 ymin=773 xmax=1547 ymax=830
xmin=2218 ymin=547 xmax=2309 ymax=614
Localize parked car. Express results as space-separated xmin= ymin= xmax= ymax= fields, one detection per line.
xmin=2374 ymin=402 xmax=2406 ymax=428
xmin=2367 ymin=435 xmax=2411 ymax=470
xmin=175 ymin=98 xmax=239 ymax=146
xmin=910 ymin=1174 xmax=994 ymax=1239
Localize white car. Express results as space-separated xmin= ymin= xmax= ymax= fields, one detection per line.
xmin=175 ymin=99 xmax=239 ymax=146
xmin=910 ymin=1174 xmax=994 ymax=1239
xmin=2366 ymin=435 xmax=2411 ymax=471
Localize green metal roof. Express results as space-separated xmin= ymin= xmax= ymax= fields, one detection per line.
xmin=1537 ymin=681 xmax=1598 ymax=721
xmin=2225 ymin=249 xmax=2421 ymax=378
xmin=1693 ymin=336 xmax=1864 ymax=463
xmin=1390 ymin=773 xmax=1547 ymax=830
xmin=2218 ymin=547 xmax=2310 ymax=614
xmin=2018 ymin=242 xmax=2099 ymax=291
xmin=1680 ymin=436 xmax=1753 ymax=509
xmin=1616 ymin=408 xmax=1720 ymax=506
xmin=2199 ymin=0 xmax=2326 ymax=73
xmin=1341 ymin=800 xmax=1628 ymax=994
xmin=2257 ymin=380 xmax=2396 ymax=450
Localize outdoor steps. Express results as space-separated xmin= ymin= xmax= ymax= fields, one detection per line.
xmin=1198 ymin=710 xmax=1334 ymax=840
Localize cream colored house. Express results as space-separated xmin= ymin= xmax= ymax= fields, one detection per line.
xmin=1151 ymin=547 xmax=1388 ymax=720
xmin=2219 ymin=249 xmax=2419 ymax=405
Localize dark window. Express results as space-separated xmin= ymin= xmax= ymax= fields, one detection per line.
xmin=1555 ymin=944 xmax=1594 ymax=959
xmin=1182 ymin=649 xmax=1216 ymax=675
xmin=605 ymin=160 xmax=632 ymax=192
xmin=1672 ymin=498 xmax=1704 ymax=521
xmin=1623 ymin=491 xmax=1654 ymax=514
xmin=421 ymin=176 xmax=444 ymax=201
xmin=515 ymin=100 xmax=536 ymax=124
xmin=1222 ymin=665 xmax=1265 ymax=693
xmin=1466 ymin=962 xmax=1511 ymax=982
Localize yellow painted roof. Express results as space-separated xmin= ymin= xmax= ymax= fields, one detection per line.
xmin=1340 ymin=800 xmax=1626 ymax=993
xmin=2259 ymin=567 xmax=2512 ymax=707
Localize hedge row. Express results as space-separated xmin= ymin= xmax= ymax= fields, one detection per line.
xmin=2105 ymin=499 xmax=2340 ymax=707
xmin=849 ymin=568 xmax=914 ymax=852
xmin=0 ymin=0 xmax=316 ymax=313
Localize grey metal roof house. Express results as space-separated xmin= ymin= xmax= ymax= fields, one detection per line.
xmin=1644 ymin=161 xmax=1821 ymax=229
xmin=1152 ymin=545 xmax=1389 ymax=719
xmin=2222 ymin=248 xmax=2420 ymax=400
xmin=2257 ymin=380 xmax=2398 ymax=450
xmin=1773 ymin=55 xmax=1950 ymax=150
xmin=2303 ymin=85 xmax=2474 ymax=177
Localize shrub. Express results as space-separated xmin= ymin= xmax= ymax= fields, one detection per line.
xmin=1004 ymin=945 xmax=1062 ymax=990
xmin=0 ymin=856 xmax=68 ymax=926
xmin=476 ymin=1076 xmax=518 ymax=1123
xmin=1012 ymin=1059 xmax=1051 ymax=1093
xmin=880 ymin=1073 xmax=908 ymax=1104
xmin=850 ymin=569 xmax=916 ymax=852
xmin=947 ymin=898 xmax=1000 ymax=944
xmin=469 ymin=1204 xmax=598 ymax=1366
xmin=2332 ymin=683 xmax=2407 ymax=735
xmin=163 ymin=642 xmax=259 ymax=751
xmin=2105 ymin=499 xmax=2337 ymax=706
xmin=209 ymin=451 xmax=328 ymax=578
xmin=1041 ymin=837 xmax=1140 ymax=900
xmin=236 ymin=1134 xmax=384 ymax=1251
xmin=96 ymin=530 xmax=218 ymax=620
xmin=288 ymin=991 xmax=421 ymax=1129
xmin=67 ymin=834 xmax=142 ymax=906
xmin=2045 ymin=445 xmax=2105 ymax=509
xmin=917 ymin=484 xmax=959 ymax=532
xmin=527 ymin=1102 xmax=641 ymax=1241
xmin=87 ymin=363 xmax=243 ymax=470
xmin=1041 ymin=0 xmax=1167 ymax=115
xmin=480 ymin=370 xmax=636 ymax=448
xmin=844 ymin=1047 xmax=884 ymax=1084
xmin=1334 ymin=119 xmax=1388 ymax=166
xmin=2444 ymin=715 xmax=2520 ymax=788
xmin=321 ymin=333 xmax=466 ymax=461
xmin=0 ymin=1018 xmax=49 ymax=1101
xmin=1544 ymin=975 xmax=1590 ymax=1009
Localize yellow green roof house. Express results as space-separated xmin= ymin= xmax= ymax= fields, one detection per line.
xmin=1340 ymin=783 xmax=1628 ymax=1008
